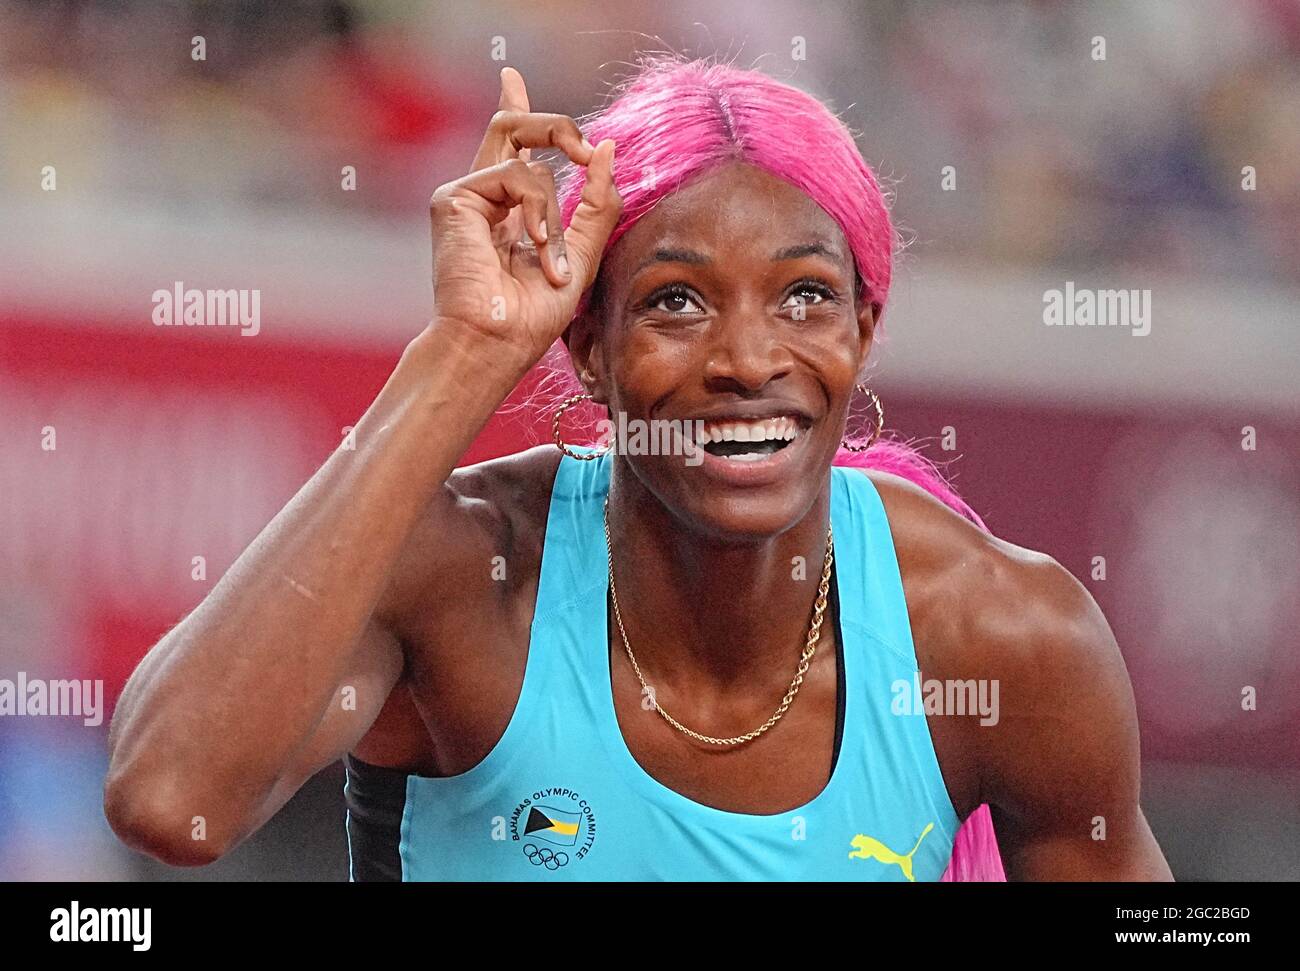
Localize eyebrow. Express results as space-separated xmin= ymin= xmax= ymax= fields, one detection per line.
xmin=634 ymin=248 xmax=711 ymax=275
xmin=772 ymin=241 xmax=844 ymax=262
xmin=633 ymin=241 xmax=845 ymax=277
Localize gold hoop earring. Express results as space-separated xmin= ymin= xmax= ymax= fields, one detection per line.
xmin=552 ymin=393 xmax=611 ymax=460
xmin=841 ymin=385 xmax=884 ymax=451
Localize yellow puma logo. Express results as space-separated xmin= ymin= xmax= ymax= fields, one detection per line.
xmin=847 ymin=823 xmax=934 ymax=881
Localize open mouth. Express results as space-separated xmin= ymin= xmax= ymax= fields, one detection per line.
xmin=697 ymin=416 xmax=803 ymax=462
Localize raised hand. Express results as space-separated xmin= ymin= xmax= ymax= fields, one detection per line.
xmin=429 ymin=66 xmax=621 ymax=372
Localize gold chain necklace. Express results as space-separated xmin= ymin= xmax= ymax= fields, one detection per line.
xmin=602 ymin=497 xmax=835 ymax=747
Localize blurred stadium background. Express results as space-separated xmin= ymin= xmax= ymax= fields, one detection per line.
xmin=0 ymin=0 xmax=1296 ymax=880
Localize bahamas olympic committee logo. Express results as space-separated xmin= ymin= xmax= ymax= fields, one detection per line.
xmin=508 ymin=787 xmax=597 ymax=870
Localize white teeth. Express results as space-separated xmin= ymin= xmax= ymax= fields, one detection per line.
xmin=698 ymin=416 xmax=802 ymax=445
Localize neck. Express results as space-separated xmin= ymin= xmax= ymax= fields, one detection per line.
xmin=604 ymin=460 xmax=834 ymax=698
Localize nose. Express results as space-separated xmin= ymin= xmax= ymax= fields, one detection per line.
xmin=701 ymin=309 xmax=793 ymax=393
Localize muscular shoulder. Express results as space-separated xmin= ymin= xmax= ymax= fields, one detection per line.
xmin=446 ymin=442 xmax=562 ymax=533
xmin=864 ymin=468 xmax=1107 ymax=672
xmin=378 ymin=443 xmax=561 ymax=627
xmin=866 ymin=469 xmax=1141 ymax=829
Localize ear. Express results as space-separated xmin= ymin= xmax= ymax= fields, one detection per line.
xmin=562 ymin=300 xmax=610 ymax=405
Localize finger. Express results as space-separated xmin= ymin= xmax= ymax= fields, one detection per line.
xmin=497 ymin=67 xmax=531 ymax=164
xmin=433 ymin=158 xmax=550 ymax=239
xmin=527 ymin=161 xmax=570 ymax=286
xmin=471 ymin=111 xmax=595 ymax=173
xmin=498 ymin=66 xmax=531 ymax=114
xmin=563 ymin=139 xmax=623 ymax=290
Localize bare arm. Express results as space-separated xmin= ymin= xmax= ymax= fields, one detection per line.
xmin=978 ymin=554 xmax=1174 ymax=881
xmin=103 ymin=334 xmax=526 ymax=864
xmin=104 ymin=68 xmax=622 ymax=865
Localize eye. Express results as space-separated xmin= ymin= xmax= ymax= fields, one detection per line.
xmin=781 ymin=279 xmax=837 ymax=311
xmin=646 ymin=284 xmax=704 ymax=315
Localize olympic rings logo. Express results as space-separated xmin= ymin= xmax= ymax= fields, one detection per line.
xmin=523 ymin=843 xmax=570 ymax=869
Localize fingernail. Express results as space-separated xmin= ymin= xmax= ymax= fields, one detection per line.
xmin=557 ymin=253 xmax=570 ymax=276
xmin=538 ymin=222 xmax=548 ymax=242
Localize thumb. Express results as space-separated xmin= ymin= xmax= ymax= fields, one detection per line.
xmin=562 ymin=139 xmax=622 ymax=290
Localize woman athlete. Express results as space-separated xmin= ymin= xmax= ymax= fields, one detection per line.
xmin=105 ymin=58 xmax=1173 ymax=881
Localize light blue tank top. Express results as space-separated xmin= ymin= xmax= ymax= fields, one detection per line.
xmin=392 ymin=449 xmax=960 ymax=880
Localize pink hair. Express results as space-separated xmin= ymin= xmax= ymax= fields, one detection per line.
xmin=558 ymin=56 xmax=891 ymax=318
xmin=544 ymin=54 xmax=1004 ymax=879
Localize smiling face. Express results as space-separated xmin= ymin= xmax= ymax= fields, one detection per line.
xmin=569 ymin=161 xmax=876 ymax=540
